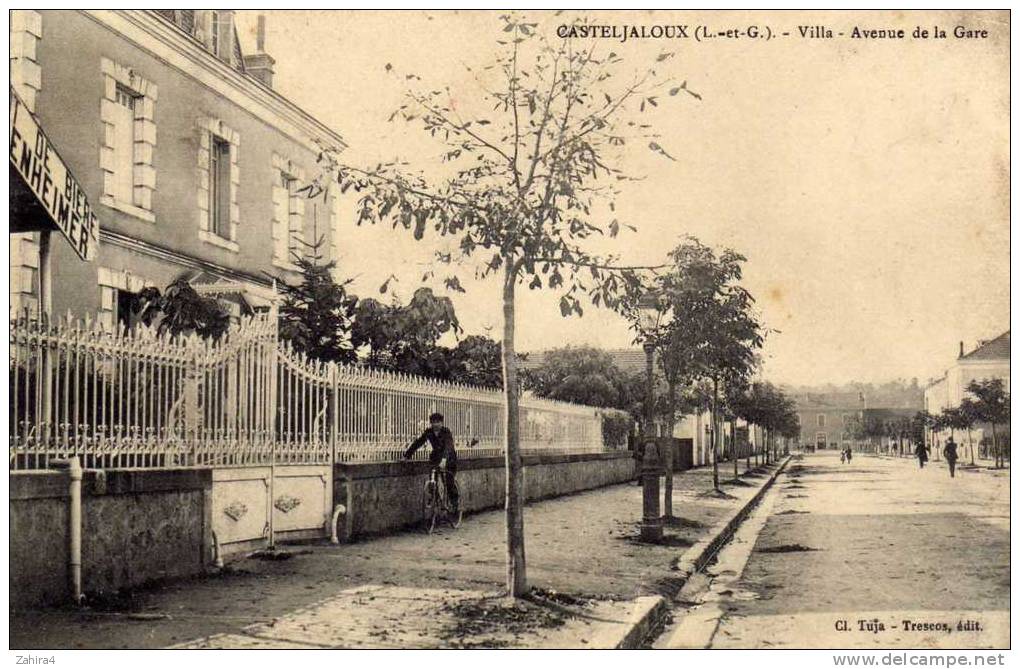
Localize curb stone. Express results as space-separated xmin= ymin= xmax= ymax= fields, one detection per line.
xmin=605 ymin=596 xmax=668 ymax=649
xmin=671 ymin=456 xmax=791 ymax=583
xmin=608 ymin=456 xmax=792 ymax=648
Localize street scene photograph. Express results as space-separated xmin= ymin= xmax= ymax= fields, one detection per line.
xmin=6 ymin=8 xmax=1011 ymax=658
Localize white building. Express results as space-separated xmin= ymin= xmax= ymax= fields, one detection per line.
xmin=924 ymin=331 xmax=1010 ymax=455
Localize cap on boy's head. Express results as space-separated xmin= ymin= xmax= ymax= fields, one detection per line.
xmin=429 ymin=412 xmax=444 ymax=423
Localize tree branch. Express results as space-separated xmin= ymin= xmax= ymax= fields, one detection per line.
xmin=530 ymin=257 xmax=669 ymax=271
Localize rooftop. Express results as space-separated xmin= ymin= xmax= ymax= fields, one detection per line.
xmin=960 ymin=330 xmax=1010 ymax=362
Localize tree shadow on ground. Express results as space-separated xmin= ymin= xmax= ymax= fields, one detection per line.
xmin=756 ymin=543 xmax=820 ymax=553
xmin=663 ymin=515 xmax=708 ymax=529
xmin=697 ymin=488 xmax=738 ymax=500
xmin=440 ymin=593 xmax=568 ymax=648
xmin=616 ymin=532 xmax=695 ymax=548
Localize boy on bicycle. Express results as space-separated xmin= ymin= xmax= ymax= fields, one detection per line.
xmin=403 ymin=412 xmax=459 ymax=513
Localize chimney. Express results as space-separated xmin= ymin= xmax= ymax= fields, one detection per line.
xmin=959 ymin=341 xmax=964 ymax=358
xmin=243 ymin=14 xmax=275 ymax=88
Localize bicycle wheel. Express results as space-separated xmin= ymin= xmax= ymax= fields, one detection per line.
xmin=422 ymin=480 xmax=439 ymax=534
xmin=449 ymin=500 xmax=463 ymax=529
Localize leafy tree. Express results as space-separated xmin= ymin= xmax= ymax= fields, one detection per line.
xmin=958 ymin=397 xmax=981 ymax=465
xmin=722 ymin=376 xmax=752 ymax=479
xmin=966 ymin=378 xmax=1010 ymax=468
xmin=731 ymin=382 xmax=770 ymax=466
xmin=308 ymin=15 xmax=695 ymax=596
xmin=524 ymin=346 xmax=630 ymax=409
xmin=447 ymin=335 xmax=504 ymax=388
xmin=938 ymin=406 xmax=971 ymax=445
xmin=352 ymin=287 xmax=461 ymax=376
xmin=134 ymin=278 xmax=231 ymax=340
xmin=275 ymin=238 xmax=358 ymax=363
xmin=637 ymin=238 xmax=763 ymax=491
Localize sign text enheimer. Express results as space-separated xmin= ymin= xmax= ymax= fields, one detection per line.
xmin=9 ymin=89 xmax=98 ymax=261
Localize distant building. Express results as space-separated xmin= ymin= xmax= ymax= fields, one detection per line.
xmin=787 ymin=378 xmax=925 ymax=451
xmin=924 ymin=331 xmax=1010 ymax=455
xmin=789 ymin=391 xmax=865 ymax=451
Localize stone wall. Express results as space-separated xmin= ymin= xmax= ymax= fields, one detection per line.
xmin=11 ymin=452 xmax=633 ymax=608
xmin=10 ymin=469 xmax=211 ymax=610
xmin=334 ymin=452 xmax=636 ymax=540
xmin=10 ymin=473 xmax=69 ymax=609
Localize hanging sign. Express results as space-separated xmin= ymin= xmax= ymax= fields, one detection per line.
xmin=9 ymin=87 xmax=98 ymax=261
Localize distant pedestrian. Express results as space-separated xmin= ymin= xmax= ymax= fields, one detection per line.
xmin=840 ymin=448 xmax=847 ymax=464
xmin=915 ymin=441 xmax=929 ymax=469
xmin=845 ymin=445 xmax=852 ymax=463
xmin=943 ymin=438 xmax=959 ymax=478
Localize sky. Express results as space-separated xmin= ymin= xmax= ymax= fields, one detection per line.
xmin=236 ymin=10 xmax=1009 ymax=387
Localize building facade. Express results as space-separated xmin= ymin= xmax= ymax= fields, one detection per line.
xmin=10 ymin=10 xmax=345 ymax=327
xmin=924 ymin=331 xmax=1010 ymax=456
xmin=790 ymin=391 xmax=864 ymax=451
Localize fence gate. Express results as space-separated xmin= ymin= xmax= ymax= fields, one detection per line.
xmin=206 ymin=326 xmax=334 ymax=555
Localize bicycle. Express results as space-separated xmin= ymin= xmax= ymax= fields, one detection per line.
xmin=421 ymin=458 xmax=462 ymax=534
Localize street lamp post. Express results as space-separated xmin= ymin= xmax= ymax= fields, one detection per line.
xmin=637 ymin=294 xmax=663 ymax=542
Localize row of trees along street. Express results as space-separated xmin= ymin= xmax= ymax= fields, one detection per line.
xmin=128 ymin=15 xmax=801 ymax=599
xmin=919 ymin=379 xmax=1010 ymax=468
xmin=838 ymin=380 xmax=1009 ymax=469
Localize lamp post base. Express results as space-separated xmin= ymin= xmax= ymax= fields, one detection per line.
xmin=640 ymin=440 xmax=663 ymax=543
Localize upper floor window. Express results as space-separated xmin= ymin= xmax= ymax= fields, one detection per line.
xmin=817 ymin=414 xmax=826 ymax=428
xmin=210 ymin=9 xmax=220 ymax=55
xmin=197 ymin=118 xmax=240 ymax=252
xmin=271 ymin=154 xmax=306 ymax=269
xmin=209 ymin=136 xmax=231 ymax=239
xmin=100 ymin=58 xmax=157 ymax=221
xmin=110 ymin=86 xmax=140 ymax=204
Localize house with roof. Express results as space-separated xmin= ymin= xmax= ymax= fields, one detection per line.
xmin=10 ymin=10 xmax=345 ymax=328
xmin=924 ymin=331 xmax=1010 ymax=457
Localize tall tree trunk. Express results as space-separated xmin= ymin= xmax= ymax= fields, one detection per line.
xmin=967 ymin=427 xmax=974 ymax=465
xmin=501 ymin=262 xmax=527 ymax=598
xmin=991 ymin=422 xmax=999 ymax=468
xmin=664 ymin=380 xmax=676 ymax=518
xmin=712 ymin=377 xmax=720 ymax=490
xmin=745 ymin=422 xmax=751 ymax=471
xmin=731 ymin=418 xmax=738 ymax=479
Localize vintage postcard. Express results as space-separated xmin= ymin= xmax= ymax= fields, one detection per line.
xmin=8 ymin=9 xmax=1010 ymax=657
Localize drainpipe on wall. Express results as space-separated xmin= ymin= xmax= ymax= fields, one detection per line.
xmin=51 ymin=457 xmax=83 ymax=605
xmin=330 ymin=470 xmax=353 ymax=544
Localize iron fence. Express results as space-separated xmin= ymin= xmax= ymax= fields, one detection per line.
xmin=9 ymin=311 xmax=606 ymax=470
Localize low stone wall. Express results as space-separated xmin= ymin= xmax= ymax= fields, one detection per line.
xmin=11 ymin=452 xmax=634 ymax=608
xmin=10 ymin=469 xmax=211 ymax=610
xmin=334 ymin=451 xmax=636 ymax=539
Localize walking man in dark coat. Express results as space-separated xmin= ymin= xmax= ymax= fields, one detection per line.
xmin=943 ymin=438 xmax=959 ymax=478
xmin=915 ymin=440 xmax=929 ymax=469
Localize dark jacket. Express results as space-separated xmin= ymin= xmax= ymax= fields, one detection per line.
xmin=915 ymin=443 xmax=929 ymax=461
xmin=405 ymin=426 xmax=458 ymax=467
xmin=943 ymin=442 xmax=958 ymax=462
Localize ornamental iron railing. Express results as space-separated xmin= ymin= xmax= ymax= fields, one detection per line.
xmin=9 ymin=310 xmax=608 ymax=470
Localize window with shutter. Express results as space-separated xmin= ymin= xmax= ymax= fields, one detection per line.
xmin=100 ymin=59 xmax=157 ymax=221
xmin=111 ymin=86 xmax=138 ymax=205
xmin=209 ymin=136 xmax=232 ymax=239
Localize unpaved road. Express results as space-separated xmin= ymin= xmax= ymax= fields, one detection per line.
xmin=662 ymin=452 xmax=1009 ymax=649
